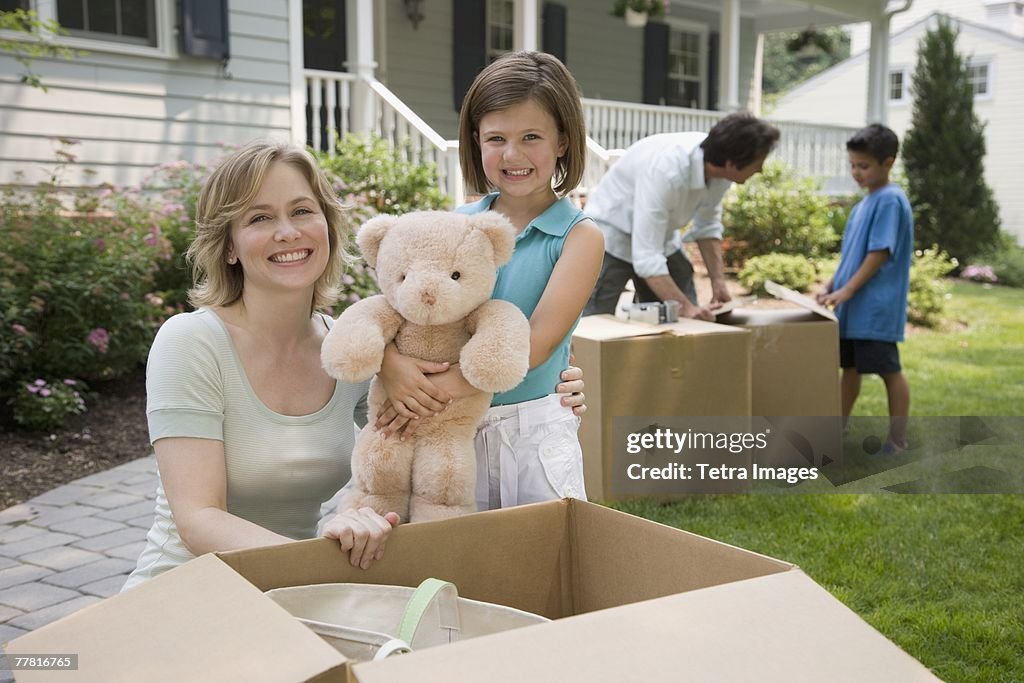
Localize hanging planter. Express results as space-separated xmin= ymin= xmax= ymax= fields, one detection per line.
xmin=786 ymin=26 xmax=835 ymax=63
xmin=611 ymin=0 xmax=668 ymax=27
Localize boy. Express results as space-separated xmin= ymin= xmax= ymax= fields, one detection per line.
xmin=817 ymin=124 xmax=914 ymax=453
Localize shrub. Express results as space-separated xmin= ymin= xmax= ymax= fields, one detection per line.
xmin=0 ymin=168 xmax=167 ymax=393
xmin=316 ymin=134 xmax=450 ymax=216
xmin=977 ymin=232 xmax=1024 ymax=288
xmin=739 ymin=253 xmax=818 ymax=294
xmin=721 ymin=162 xmax=841 ymax=266
xmin=908 ymin=247 xmax=957 ymax=327
xmin=12 ymin=378 xmax=88 ymax=432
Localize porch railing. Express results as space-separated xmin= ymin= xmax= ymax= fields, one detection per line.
xmin=304 ymin=71 xmax=857 ymax=206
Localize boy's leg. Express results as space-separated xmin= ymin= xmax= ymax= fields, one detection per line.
xmin=841 ymin=368 xmax=862 ymax=420
xmin=881 ymin=372 xmax=911 ymax=447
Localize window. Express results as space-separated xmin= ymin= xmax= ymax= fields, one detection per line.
xmin=487 ymin=0 xmax=514 ymax=62
xmin=888 ymin=68 xmax=907 ymax=103
xmin=1016 ymin=2 xmax=1023 ymax=16
xmin=0 ymin=0 xmax=30 ymax=12
xmin=665 ymin=24 xmax=705 ymax=109
xmin=967 ymin=60 xmax=992 ymax=98
xmin=55 ymin=0 xmax=157 ymax=47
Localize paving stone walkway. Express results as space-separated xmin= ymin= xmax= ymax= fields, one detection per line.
xmin=0 ymin=455 xmax=156 ymax=681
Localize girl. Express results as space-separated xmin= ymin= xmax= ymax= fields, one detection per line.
xmin=375 ymin=51 xmax=603 ymax=510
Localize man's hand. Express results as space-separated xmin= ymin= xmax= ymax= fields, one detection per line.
xmin=710 ymin=279 xmax=732 ymax=308
xmin=679 ymin=299 xmax=714 ymax=321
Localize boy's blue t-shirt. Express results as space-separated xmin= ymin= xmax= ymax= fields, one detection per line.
xmin=457 ymin=193 xmax=588 ymax=405
xmin=833 ymin=183 xmax=914 ymax=342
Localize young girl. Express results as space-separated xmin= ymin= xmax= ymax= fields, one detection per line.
xmin=375 ymin=51 xmax=603 ymax=510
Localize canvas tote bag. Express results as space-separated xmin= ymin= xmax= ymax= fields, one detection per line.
xmin=265 ymin=578 xmax=549 ymax=661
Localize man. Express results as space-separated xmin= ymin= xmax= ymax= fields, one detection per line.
xmin=583 ymin=113 xmax=780 ymax=321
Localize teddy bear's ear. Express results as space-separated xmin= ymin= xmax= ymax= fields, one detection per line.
xmin=356 ymin=214 xmax=398 ymax=268
xmin=471 ymin=211 xmax=517 ymax=266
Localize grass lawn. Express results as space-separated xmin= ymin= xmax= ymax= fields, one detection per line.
xmin=610 ymin=281 xmax=1024 ymax=683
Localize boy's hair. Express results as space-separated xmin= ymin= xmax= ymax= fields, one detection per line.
xmin=187 ymin=141 xmax=353 ymax=313
xmin=458 ymin=51 xmax=586 ymax=196
xmin=700 ymin=113 xmax=780 ymax=168
xmin=846 ymin=123 xmax=899 ymax=163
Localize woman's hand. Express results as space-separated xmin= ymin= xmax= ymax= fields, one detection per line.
xmin=557 ymin=364 xmax=587 ymax=416
xmin=321 ymin=507 xmax=400 ymax=569
xmin=378 ymin=344 xmax=452 ymax=419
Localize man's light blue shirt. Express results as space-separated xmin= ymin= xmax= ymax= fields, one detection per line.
xmin=457 ymin=193 xmax=588 ymax=405
xmin=833 ymin=183 xmax=914 ymax=342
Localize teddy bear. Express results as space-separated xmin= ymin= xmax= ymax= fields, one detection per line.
xmin=321 ymin=210 xmax=531 ymax=523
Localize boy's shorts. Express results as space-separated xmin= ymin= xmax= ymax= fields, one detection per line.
xmin=840 ymin=339 xmax=901 ymax=375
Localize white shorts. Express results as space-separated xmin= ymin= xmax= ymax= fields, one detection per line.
xmin=474 ymin=394 xmax=587 ymax=511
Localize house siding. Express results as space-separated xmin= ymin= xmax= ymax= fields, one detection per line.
xmin=771 ymin=20 xmax=1024 ymax=244
xmin=0 ymin=0 xmax=293 ymax=188
xmin=380 ymin=0 xmax=755 ymax=140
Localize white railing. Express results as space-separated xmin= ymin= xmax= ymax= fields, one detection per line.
xmin=303 ymin=72 xmax=857 ymax=206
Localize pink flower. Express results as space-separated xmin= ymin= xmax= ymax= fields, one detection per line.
xmin=94 ymin=239 xmax=107 ymax=252
xmin=12 ymin=323 xmax=28 ymax=336
xmin=26 ymin=384 xmax=39 ymax=394
xmin=63 ymin=379 xmax=77 ymax=386
xmin=86 ymin=328 xmax=110 ymax=354
xmin=40 ymin=388 xmax=52 ymax=397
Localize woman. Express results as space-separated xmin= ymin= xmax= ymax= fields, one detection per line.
xmin=124 ymin=142 xmax=585 ymax=589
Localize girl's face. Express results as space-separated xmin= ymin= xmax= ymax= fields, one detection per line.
xmin=228 ymin=160 xmax=330 ymax=297
xmin=476 ymin=98 xmax=567 ymax=202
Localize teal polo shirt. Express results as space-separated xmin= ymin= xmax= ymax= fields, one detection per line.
xmin=457 ymin=193 xmax=589 ymax=405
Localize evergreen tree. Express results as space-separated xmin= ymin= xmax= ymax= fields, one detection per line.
xmin=902 ymin=17 xmax=1000 ymax=266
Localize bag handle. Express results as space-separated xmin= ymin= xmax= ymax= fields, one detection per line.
xmin=397 ymin=578 xmax=461 ymax=645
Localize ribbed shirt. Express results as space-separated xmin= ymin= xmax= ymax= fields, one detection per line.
xmin=584 ymin=132 xmax=733 ymax=278
xmin=123 ymin=309 xmax=368 ymax=589
xmin=457 ymin=194 xmax=588 ymax=405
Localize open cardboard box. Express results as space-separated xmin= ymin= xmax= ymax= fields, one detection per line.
xmin=572 ymin=315 xmax=752 ymax=501
xmin=4 ymin=500 xmax=938 ymax=682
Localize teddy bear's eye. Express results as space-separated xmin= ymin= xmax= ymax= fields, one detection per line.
xmin=399 ymin=274 xmax=406 ymax=282
xmin=451 ymin=271 xmax=461 ymax=281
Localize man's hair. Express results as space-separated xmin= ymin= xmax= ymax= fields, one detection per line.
xmin=846 ymin=123 xmax=899 ymax=163
xmin=700 ymin=113 xmax=780 ymax=168
xmin=187 ymin=141 xmax=353 ymax=313
xmin=458 ymin=50 xmax=586 ymax=196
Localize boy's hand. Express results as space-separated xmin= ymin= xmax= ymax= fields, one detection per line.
xmin=819 ymin=287 xmax=852 ymax=307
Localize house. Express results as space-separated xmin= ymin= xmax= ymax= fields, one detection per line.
xmin=771 ymin=3 xmax=1024 ymax=244
xmin=1 ymin=0 xmax=902 ymax=203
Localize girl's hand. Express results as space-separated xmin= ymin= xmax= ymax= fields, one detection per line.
xmin=378 ymin=344 xmax=452 ymax=419
xmin=376 ymin=365 xmax=478 ymax=439
xmin=321 ymin=507 xmax=400 ymax=570
xmin=558 ymin=364 xmax=587 ymax=416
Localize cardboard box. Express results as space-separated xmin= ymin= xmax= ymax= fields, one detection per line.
xmin=572 ymin=315 xmax=752 ymax=501
xmin=719 ymin=281 xmax=841 ymax=418
xmin=4 ymin=500 xmax=939 ymax=682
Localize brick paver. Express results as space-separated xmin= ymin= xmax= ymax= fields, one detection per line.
xmin=0 ymin=455 xmax=155 ymax=649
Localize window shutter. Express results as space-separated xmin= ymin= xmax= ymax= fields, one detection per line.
xmin=707 ymin=31 xmax=720 ymax=111
xmin=452 ymin=0 xmax=487 ymax=112
xmin=542 ymin=3 xmax=567 ymax=64
xmin=181 ymin=0 xmax=230 ymax=60
xmin=642 ymin=21 xmax=669 ymax=105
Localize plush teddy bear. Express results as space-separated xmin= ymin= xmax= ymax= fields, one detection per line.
xmin=321 ymin=210 xmax=531 ymax=523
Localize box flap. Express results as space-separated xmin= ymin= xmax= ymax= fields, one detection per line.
xmin=574 ymin=314 xmax=668 ymax=341
xmin=713 ymin=295 xmax=758 ymax=316
xmin=765 ymin=280 xmax=838 ymax=321
xmin=662 ymin=318 xmax=751 ymax=337
xmin=4 ymin=554 xmax=347 ymax=683
xmin=350 ymin=570 xmax=939 ymax=682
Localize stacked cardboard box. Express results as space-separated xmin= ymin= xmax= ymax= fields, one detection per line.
xmin=5 ymin=500 xmax=939 ymax=681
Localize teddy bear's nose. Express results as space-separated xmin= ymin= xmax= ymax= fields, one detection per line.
xmin=421 ymin=291 xmax=436 ymax=306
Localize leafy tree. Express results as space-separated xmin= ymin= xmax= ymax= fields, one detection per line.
xmin=762 ymin=26 xmax=850 ymax=108
xmin=0 ymin=8 xmax=79 ymax=91
xmin=902 ymin=17 xmax=1000 ymax=265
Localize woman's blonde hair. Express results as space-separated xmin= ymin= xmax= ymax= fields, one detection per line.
xmin=458 ymin=51 xmax=586 ymax=196
xmin=186 ymin=141 xmax=353 ymax=313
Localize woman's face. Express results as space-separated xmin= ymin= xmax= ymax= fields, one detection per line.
xmin=228 ymin=161 xmax=330 ymax=297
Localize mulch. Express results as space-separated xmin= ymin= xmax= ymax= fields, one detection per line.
xmin=0 ymin=368 xmax=152 ymax=510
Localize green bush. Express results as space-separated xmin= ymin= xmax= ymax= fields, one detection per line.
xmin=722 ymin=162 xmax=841 ymax=266
xmin=316 ymin=134 xmax=450 ymax=216
xmin=739 ymin=253 xmax=818 ymax=294
xmin=12 ymin=378 xmax=89 ymax=432
xmin=908 ymin=247 xmax=957 ymax=327
xmin=0 ymin=173 xmax=167 ymax=397
xmin=976 ymin=232 xmax=1024 ymax=288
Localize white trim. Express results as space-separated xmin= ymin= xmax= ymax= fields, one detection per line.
xmin=967 ymin=57 xmax=995 ymax=102
xmin=29 ymin=0 xmax=177 ymax=60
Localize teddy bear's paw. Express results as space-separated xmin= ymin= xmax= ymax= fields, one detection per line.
xmin=409 ymin=495 xmax=475 ymax=523
xmin=460 ymin=359 xmax=529 ymax=394
xmin=320 ymin=328 xmax=386 ymax=382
